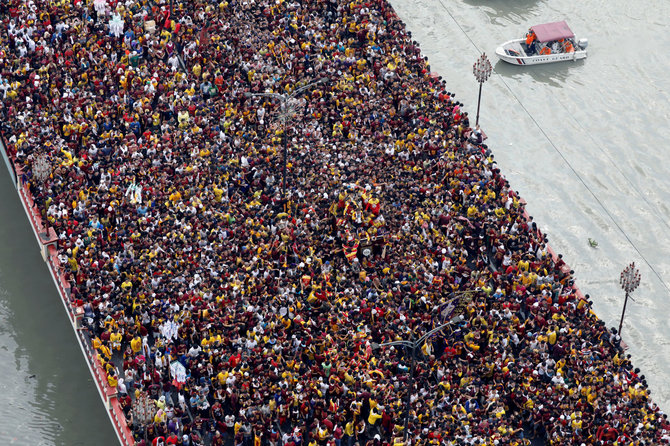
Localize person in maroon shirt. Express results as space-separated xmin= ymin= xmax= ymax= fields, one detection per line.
xmin=211 ymin=430 xmax=225 ymax=446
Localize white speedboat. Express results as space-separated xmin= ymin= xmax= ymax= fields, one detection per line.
xmin=496 ymin=21 xmax=588 ymax=66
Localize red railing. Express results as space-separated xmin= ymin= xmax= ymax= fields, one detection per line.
xmin=4 ymin=157 xmax=135 ymax=445
xmin=3 ymin=134 xmax=617 ymax=446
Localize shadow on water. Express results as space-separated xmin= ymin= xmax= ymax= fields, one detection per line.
xmin=460 ymin=0 xmax=545 ymax=23
xmin=493 ymin=58 xmax=586 ymax=88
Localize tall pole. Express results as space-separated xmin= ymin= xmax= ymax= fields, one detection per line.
xmin=475 ymin=82 xmax=483 ymax=128
xmin=619 ymin=262 xmax=640 ymax=335
xmin=472 ymin=53 xmax=492 ymax=127
xmin=618 ymin=291 xmax=629 ymax=335
xmin=403 ymin=344 xmax=416 ymax=443
xmin=370 ymin=321 xmax=456 ymax=444
xmin=244 ymin=78 xmax=327 ymax=208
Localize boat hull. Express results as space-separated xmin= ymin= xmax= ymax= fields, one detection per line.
xmin=495 ymin=39 xmax=587 ymax=66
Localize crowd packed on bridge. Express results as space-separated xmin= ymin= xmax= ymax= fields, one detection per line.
xmin=1 ymin=0 xmax=669 ymax=445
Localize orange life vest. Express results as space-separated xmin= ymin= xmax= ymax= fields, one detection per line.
xmin=526 ymin=32 xmax=535 ymax=45
xmin=540 ymin=46 xmax=551 ymax=55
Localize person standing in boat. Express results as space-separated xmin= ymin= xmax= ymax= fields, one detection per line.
xmin=525 ymin=29 xmax=537 ymax=55
xmin=562 ymin=39 xmax=575 ymax=53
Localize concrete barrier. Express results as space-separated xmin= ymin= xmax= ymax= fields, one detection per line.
xmin=0 ymin=133 xmax=17 ymax=185
xmin=0 ymin=137 xmax=135 ymax=446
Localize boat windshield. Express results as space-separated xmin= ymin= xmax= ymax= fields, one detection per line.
xmin=530 ymin=21 xmax=575 ymax=43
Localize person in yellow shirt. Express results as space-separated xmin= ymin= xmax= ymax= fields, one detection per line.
xmin=99 ymin=341 xmax=112 ymax=361
xmin=154 ymin=408 xmax=167 ymax=424
xmin=107 ymin=369 xmax=118 ymax=388
xmin=571 ymin=414 xmax=583 ymax=433
xmin=110 ymin=331 xmax=123 ymax=351
xmin=547 ymin=326 xmax=558 ymax=347
xmin=217 ymin=370 xmax=227 ymax=386
xmin=130 ymin=335 xmax=142 ymax=354
xmin=177 ymin=109 xmax=190 ymax=128
xmin=344 ymin=418 xmax=355 ymax=441
xmin=368 ymin=406 xmax=382 ymax=426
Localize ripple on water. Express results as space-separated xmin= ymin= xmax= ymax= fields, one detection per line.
xmin=0 ymin=295 xmax=61 ymax=446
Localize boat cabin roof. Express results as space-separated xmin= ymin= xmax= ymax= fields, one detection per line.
xmin=530 ymin=21 xmax=574 ymax=43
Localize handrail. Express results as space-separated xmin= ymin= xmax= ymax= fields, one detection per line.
xmin=0 ymin=132 xmax=135 ymax=446
xmin=0 ymin=131 xmax=17 ymax=184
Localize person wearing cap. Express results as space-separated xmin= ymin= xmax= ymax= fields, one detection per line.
xmin=2 ymin=0 xmax=667 ymax=445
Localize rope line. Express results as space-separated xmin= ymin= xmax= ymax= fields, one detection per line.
xmin=433 ymin=0 xmax=670 ymax=295
xmin=553 ymin=97 xmax=670 ymax=234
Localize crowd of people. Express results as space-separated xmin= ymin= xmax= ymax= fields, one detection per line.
xmin=1 ymin=0 xmax=669 ymax=445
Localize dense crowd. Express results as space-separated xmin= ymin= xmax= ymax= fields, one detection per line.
xmin=2 ymin=0 xmax=669 ymax=445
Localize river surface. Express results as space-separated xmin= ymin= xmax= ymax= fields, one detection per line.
xmin=0 ymin=169 xmax=116 ymax=444
xmin=387 ymin=0 xmax=670 ymax=409
xmin=1 ymin=0 xmax=670 ymax=443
